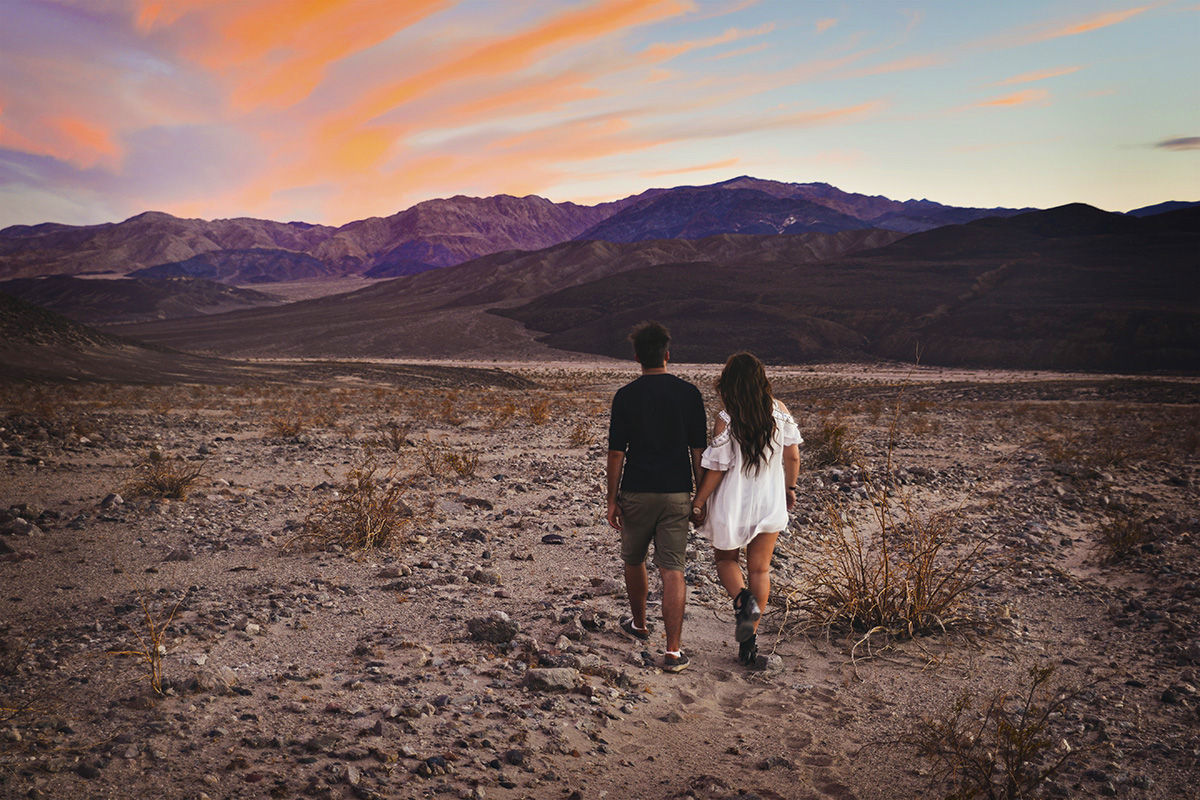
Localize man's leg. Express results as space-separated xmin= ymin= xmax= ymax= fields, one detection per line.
xmin=659 ymin=567 xmax=686 ymax=653
xmin=624 ymin=561 xmax=650 ymax=630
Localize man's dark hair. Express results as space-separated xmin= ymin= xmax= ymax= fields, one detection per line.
xmin=630 ymin=321 xmax=670 ymax=368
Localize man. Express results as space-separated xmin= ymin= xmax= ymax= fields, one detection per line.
xmin=606 ymin=322 xmax=707 ymax=673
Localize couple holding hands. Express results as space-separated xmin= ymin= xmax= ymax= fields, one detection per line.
xmin=606 ymin=322 xmax=802 ymax=672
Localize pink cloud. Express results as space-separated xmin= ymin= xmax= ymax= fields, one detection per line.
xmin=990 ymin=66 xmax=1082 ymax=86
xmin=973 ymin=89 xmax=1051 ymax=108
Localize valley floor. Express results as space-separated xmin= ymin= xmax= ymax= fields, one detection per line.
xmin=1 ymin=363 xmax=1197 ymax=800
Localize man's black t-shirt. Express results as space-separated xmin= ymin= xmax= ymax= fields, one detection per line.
xmin=608 ymin=373 xmax=707 ymax=493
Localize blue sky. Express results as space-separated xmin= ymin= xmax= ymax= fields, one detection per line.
xmin=0 ymin=0 xmax=1196 ymax=227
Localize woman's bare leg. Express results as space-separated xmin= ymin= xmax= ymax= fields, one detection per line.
xmin=713 ymin=548 xmax=743 ymax=599
xmin=744 ymin=532 xmax=779 ymax=635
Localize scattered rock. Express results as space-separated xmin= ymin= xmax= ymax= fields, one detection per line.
xmin=467 ymin=611 xmax=520 ymax=643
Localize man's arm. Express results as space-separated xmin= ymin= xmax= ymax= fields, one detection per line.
xmin=606 ymin=450 xmax=625 ymax=530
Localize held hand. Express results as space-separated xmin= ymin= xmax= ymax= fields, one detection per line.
xmin=690 ymin=502 xmax=707 ymax=526
xmin=606 ymin=500 xmax=622 ymax=531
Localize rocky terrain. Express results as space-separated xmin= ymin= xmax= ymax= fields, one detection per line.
xmin=1 ymin=362 xmax=1197 ymax=800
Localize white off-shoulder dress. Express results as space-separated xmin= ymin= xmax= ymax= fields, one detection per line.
xmin=699 ymin=402 xmax=803 ymax=550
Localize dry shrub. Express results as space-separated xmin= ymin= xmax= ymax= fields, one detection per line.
xmin=909 ymin=665 xmax=1086 ymax=800
xmin=567 ymin=420 xmax=594 ymax=447
xmin=782 ymin=395 xmax=1007 ymax=642
xmin=418 ymin=437 xmax=479 ymax=478
xmin=292 ymin=459 xmax=413 ymax=551
xmin=438 ymin=392 xmax=463 ymax=426
xmin=1098 ymin=508 xmax=1149 ymax=562
xmin=368 ymin=419 xmax=412 ymax=452
xmin=123 ymin=451 xmax=204 ymax=501
xmin=419 ymin=437 xmax=447 ymax=477
xmin=781 ymin=489 xmax=1005 ymax=640
xmin=805 ymin=418 xmax=857 ymax=467
xmin=527 ymin=396 xmax=552 ymax=425
xmin=268 ymin=409 xmax=309 ymax=438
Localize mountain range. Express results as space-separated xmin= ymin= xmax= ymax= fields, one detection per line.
xmin=2 ymin=178 xmax=1196 ymax=375
xmin=0 ymin=177 xmax=1029 ymax=284
xmin=97 ymin=203 xmax=1199 ymax=372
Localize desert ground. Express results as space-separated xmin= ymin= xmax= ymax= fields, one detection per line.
xmin=1 ymin=361 xmax=1197 ymax=800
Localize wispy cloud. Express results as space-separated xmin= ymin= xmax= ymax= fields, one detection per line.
xmin=815 ymin=18 xmax=838 ymax=34
xmin=971 ymin=89 xmax=1051 ymax=108
xmin=1155 ymin=136 xmax=1200 ymax=150
xmin=1035 ymin=5 xmax=1151 ymax=41
xmin=990 ymin=66 xmax=1082 ymax=86
xmin=642 ymin=157 xmax=741 ymax=177
xmin=839 ymin=54 xmax=944 ymax=79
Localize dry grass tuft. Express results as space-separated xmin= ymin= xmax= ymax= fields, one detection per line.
xmin=909 ymin=664 xmax=1087 ymax=800
xmin=292 ymin=458 xmax=414 ymax=551
xmin=804 ymin=418 xmax=857 ymax=467
xmin=527 ymin=397 xmax=552 ymax=426
xmin=123 ymin=451 xmax=204 ymax=501
xmin=106 ymin=570 xmax=181 ymax=696
xmin=367 ymin=419 xmax=412 ymax=452
xmin=568 ymin=421 xmax=595 ymax=447
xmin=781 ymin=490 xmax=1006 ymax=641
xmin=781 ymin=393 xmax=1008 ymax=645
xmin=1098 ymin=508 xmax=1149 ymax=562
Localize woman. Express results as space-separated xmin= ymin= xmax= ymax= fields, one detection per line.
xmin=691 ymin=353 xmax=802 ymax=666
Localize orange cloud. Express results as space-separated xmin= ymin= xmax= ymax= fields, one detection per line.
xmin=638 ymin=22 xmax=775 ymax=63
xmin=816 ymin=18 xmax=838 ymax=34
xmin=839 ymin=54 xmax=944 ymax=79
xmin=991 ymin=66 xmax=1082 ymax=86
xmin=1037 ymin=5 xmax=1151 ymax=40
xmin=134 ymin=0 xmax=446 ymax=111
xmin=0 ymin=112 xmax=122 ymax=170
xmin=642 ymin=158 xmax=741 ymax=177
xmin=340 ymin=0 xmax=689 ymax=133
xmin=973 ymin=89 xmax=1051 ymax=108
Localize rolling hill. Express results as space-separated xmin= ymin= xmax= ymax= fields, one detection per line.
xmin=499 ymin=204 xmax=1200 ymax=370
xmin=103 ymin=229 xmax=903 ymax=359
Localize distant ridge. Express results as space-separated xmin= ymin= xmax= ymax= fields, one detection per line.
xmin=1 ymin=177 xmax=1030 ymax=284
xmin=499 ymin=204 xmax=1200 ymax=371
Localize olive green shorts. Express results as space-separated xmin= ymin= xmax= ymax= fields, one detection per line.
xmin=618 ymin=491 xmax=691 ymax=573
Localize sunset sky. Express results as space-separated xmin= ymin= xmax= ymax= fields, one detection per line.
xmin=1 ymin=0 xmax=1197 ymax=228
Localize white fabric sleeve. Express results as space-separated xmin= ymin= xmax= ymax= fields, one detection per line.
xmin=775 ymin=406 xmax=803 ymax=446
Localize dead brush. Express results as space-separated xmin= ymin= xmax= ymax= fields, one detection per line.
xmin=443 ymin=448 xmax=479 ymax=478
xmin=908 ymin=664 xmax=1089 ymax=800
xmin=804 ymin=417 xmax=858 ymax=467
xmin=780 ymin=389 xmax=1008 ymax=649
xmin=267 ymin=406 xmax=310 ymax=438
xmin=1098 ymin=508 xmax=1149 ymax=562
xmin=780 ymin=490 xmax=1006 ymax=644
xmin=567 ymin=420 xmax=595 ymax=447
xmin=290 ymin=458 xmax=414 ymax=551
xmin=418 ymin=437 xmax=479 ymax=478
xmin=106 ymin=570 xmax=182 ymax=696
xmin=367 ymin=419 xmax=413 ymax=452
xmin=527 ymin=396 xmax=552 ymax=426
xmin=122 ymin=450 xmax=204 ymax=501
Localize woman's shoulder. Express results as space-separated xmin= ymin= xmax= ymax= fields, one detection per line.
xmin=771 ymin=398 xmax=797 ymax=425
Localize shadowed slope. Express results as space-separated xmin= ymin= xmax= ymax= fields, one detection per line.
xmin=105 ymin=230 xmax=903 ymax=359
xmin=502 ymin=205 xmax=1200 ymax=371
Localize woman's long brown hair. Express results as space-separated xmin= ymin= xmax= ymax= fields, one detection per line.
xmin=716 ymin=352 xmax=776 ymax=474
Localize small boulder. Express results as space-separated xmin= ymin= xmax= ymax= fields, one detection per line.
xmin=467 ymin=611 xmax=520 ymax=644
xmin=523 ymin=667 xmax=578 ymax=693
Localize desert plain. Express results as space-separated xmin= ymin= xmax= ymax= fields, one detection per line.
xmin=1 ymin=359 xmax=1197 ymax=800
